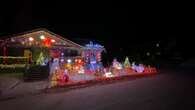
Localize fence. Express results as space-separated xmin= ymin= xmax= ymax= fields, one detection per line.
xmin=0 ymin=56 xmax=29 ymax=73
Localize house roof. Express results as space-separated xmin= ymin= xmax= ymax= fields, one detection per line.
xmin=0 ymin=28 xmax=84 ymax=49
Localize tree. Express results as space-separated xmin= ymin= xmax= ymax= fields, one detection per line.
xmin=124 ymin=56 xmax=130 ymax=68
xmin=36 ymin=52 xmax=45 ymax=65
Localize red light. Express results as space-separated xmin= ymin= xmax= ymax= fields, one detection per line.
xmin=78 ymin=59 xmax=81 ymax=63
xmin=43 ymin=38 xmax=52 ymax=47
xmin=75 ymin=66 xmax=79 ymax=70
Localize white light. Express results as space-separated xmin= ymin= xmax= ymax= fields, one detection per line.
xmin=40 ymin=35 xmax=45 ymax=40
xmin=90 ymin=60 xmax=96 ymax=64
xmin=146 ymin=52 xmax=150 ymax=56
xmin=11 ymin=38 xmax=15 ymax=42
xmin=60 ymin=59 xmax=64 ymax=62
xmin=67 ymin=59 xmax=72 ymax=63
xmin=104 ymin=72 xmax=113 ymax=77
xmin=55 ymin=67 xmax=58 ymax=70
xmin=115 ymin=65 xmax=122 ymax=70
xmin=78 ymin=67 xmax=85 ymax=74
xmin=51 ymin=39 xmax=55 ymax=43
xmin=156 ymin=43 xmax=159 ymax=47
xmin=135 ymin=66 xmax=144 ymax=73
xmin=29 ymin=37 xmax=34 ymax=41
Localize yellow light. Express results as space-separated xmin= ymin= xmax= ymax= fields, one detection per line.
xmin=29 ymin=37 xmax=34 ymax=41
xmin=21 ymin=41 xmax=25 ymax=45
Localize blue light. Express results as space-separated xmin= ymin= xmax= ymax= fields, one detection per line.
xmin=85 ymin=41 xmax=104 ymax=49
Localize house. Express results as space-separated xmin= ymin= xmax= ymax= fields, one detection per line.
xmin=0 ymin=28 xmax=105 ymax=76
xmin=0 ymin=28 xmax=84 ymax=65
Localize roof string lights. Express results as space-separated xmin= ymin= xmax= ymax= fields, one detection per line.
xmin=51 ymin=39 xmax=56 ymax=43
xmin=29 ymin=37 xmax=34 ymax=41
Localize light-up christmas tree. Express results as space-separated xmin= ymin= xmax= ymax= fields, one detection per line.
xmin=123 ymin=57 xmax=130 ymax=68
xmin=36 ymin=52 xmax=45 ymax=65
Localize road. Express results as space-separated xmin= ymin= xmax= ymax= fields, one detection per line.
xmin=0 ymin=70 xmax=195 ymax=110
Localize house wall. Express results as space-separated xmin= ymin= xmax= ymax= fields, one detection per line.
xmin=6 ymin=47 xmax=25 ymax=56
xmin=0 ymin=47 xmax=3 ymax=56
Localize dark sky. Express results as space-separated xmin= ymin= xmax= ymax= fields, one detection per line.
xmin=0 ymin=1 xmax=193 ymax=58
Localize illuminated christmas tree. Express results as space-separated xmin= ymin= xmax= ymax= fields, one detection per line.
xmin=36 ymin=52 xmax=45 ymax=65
xmin=124 ymin=57 xmax=130 ymax=68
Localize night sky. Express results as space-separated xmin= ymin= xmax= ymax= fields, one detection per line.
xmin=0 ymin=1 xmax=193 ymax=61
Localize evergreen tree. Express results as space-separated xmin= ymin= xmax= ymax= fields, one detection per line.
xmin=124 ymin=57 xmax=130 ymax=68
xmin=36 ymin=52 xmax=45 ymax=65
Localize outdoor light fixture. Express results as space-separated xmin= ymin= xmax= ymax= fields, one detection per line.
xmin=40 ymin=35 xmax=45 ymax=40
xmin=29 ymin=37 xmax=34 ymax=41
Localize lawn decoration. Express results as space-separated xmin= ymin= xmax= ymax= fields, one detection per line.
xmin=82 ymin=41 xmax=105 ymax=73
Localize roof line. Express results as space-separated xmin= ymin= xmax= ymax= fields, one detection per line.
xmin=1 ymin=28 xmax=84 ymax=48
xmin=41 ymin=29 xmax=84 ymax=48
